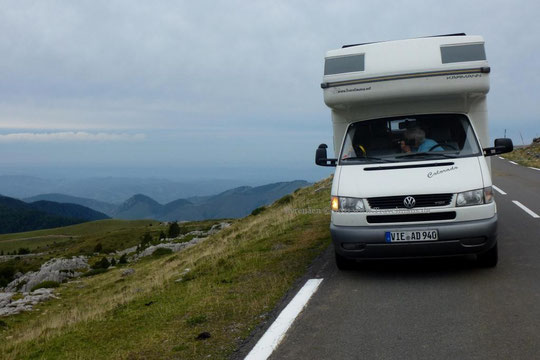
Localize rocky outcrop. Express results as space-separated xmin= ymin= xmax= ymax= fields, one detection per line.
xmin=208 ymin=222 xmax=231 ymax=234
xmin=121 ymin=268 xmax=135 ymax=277
xmin=0 ymin=288 xmax=58 ymax=317
xmin=134 ymin=222 xmax=231 ymax=260
xmin=116 ymin=245 xmax=138 ymax=256
xmin=3 ymin=256 xmax=88 ymax=293
xmin=135 ymin=237 xmax=205 ymax=259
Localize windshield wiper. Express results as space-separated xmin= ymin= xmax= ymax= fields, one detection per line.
xmin=395 ymin=152 xmax=458 ymax=159
xmin=341 ymin=156 xmax=392 ymax=163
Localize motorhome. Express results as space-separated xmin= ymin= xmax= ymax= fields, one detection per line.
xmin=315 ymin=34 xmax=513 ymax=269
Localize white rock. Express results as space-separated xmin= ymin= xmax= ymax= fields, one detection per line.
xmin=0 ymin=288 xmax=58 ymax=317
xmin=5 ymin=256 xmax=88 ymax=293
xmin=121 ymin=268 xmax=135 ymax=277
xmin=116 ymin=246 xmax=138 ymax=256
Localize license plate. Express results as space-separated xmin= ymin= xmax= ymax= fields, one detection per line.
xmin=385 ymin=230 xmax=438 ymax=242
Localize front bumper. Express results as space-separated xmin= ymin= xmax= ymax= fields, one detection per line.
xmin=331 ymin=215 xmax=497 ymax=259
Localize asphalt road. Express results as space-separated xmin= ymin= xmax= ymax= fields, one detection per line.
xmin=242 ymin=156 xmax=540 ymax=360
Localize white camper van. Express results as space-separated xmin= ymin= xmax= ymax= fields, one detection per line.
xmin=315 ymin=34 xmax=513 ymax=269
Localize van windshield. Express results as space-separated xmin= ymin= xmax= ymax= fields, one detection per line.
xmin=340 ymin=114 xmax=481 ymax=164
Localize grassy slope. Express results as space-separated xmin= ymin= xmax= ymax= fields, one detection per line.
xmin=501 ymin=142 xmax=540 ymax=168
xmin=0 ymin=220 xmax=165 ymax=275
xmin=0 ymin=177 xmax=332 ymax=359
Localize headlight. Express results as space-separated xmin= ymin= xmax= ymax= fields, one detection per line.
xmin=331 ymin=196 xmax=339 ymax=211
xmin=456 ymin=187 xmax=492 ymax=207
xmin=331 ymin=196 xmax=366 ymax=212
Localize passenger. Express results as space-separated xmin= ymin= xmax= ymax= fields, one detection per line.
xmin=400 ymin=127 xmax=443 ymax=153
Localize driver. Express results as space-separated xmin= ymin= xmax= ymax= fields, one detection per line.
xmin=400 ymin=127 xmax=443 ymax=153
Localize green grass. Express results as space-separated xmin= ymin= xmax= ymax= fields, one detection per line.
xmin=0 ymin=219 xmax=159 ymax=241
xmin=502 ymin=142 xmax=540 ymax=168
xmin=0 ymin=220 xmax=166 ymax=276
xmin=0 ymin=236 xmax=74 ymax=254
xmin=178 ymin=219 xmax=228 ymax=235
xmin=0 ymin=177 xmax=333 ymax=359
xmin=30 ymin=281 xmax=60 ymax=292
xmin=151 ymin=248 xmax=173 ymax=256
xmin=0 ymin=219 xmax=164 ymax=254
xmin=80 ymin=268 xmax=108 ymax=277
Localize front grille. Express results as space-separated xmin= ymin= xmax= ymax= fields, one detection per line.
xmin=367 ymin=193 xmax=453 ymax=209
xmin=366 ymin=212 xmax=456 ymax=223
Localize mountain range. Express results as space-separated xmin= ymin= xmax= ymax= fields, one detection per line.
xmin=24 ymin=193 xmax=117 ymax=216
xmin=0 ymin=196 xmax=109 ymax=234
xmin=0 ymin=175 xmax=251 ymax=204
xmin=24 ymin=180 xmax=310 ymax=221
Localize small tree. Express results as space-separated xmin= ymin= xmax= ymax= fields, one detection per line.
xmin=94 ymin=243 xmax=103 ymax=253
xmin=140 ymin=232 xmax=153 ymax=249
xmin=18 ymin=248 xmax=31 ymax=255
xmin=92 ymin=257 xmax=110 ymax=270
xmin=167 ymin=222 xmax=180 ymax=238
xmin=119 ymin=254 xmax=128 ymax=264
xmin=159 ymin=231 xmax=166 ymax=240
xmin=110 ymin=258 xmax=117 ymax=267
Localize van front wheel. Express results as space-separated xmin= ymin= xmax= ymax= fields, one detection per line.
xmin=335 ymin=252 xmax=356 ymax=270
xmin=477 ymin=243 xmax=498 ymax=268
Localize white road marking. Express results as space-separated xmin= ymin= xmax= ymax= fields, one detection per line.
xmin=509 ymin=161 xmax=518 ymax=165
xmin=492 ymin=185 xmax=507 ymax=195
xmin=529 ymin=167 xmax=540 ymax=171
xmin=245 ymin=279 xmax=323 ymax=360
xmin=512 ymin=201 xmax=540 ymax=219
xmin=498 ymin=156 xmax=504 ymax=160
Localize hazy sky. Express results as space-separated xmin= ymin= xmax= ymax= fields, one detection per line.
xmin=1 ymin=0 xmax=538 ymax=182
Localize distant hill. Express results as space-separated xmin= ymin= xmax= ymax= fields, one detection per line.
xmin=24 ymin=193 xmax=117 ymax=216
xmin=29 ymin=201 xmax=110 ymax=222
xmin=0 ymin=175 xmax=249 ymax=203
xmin=0 ymin=195 xmax=110 ymax=234
xmin=0 ymin=197 xmax=79 ymax=234
xmin=113 ymin=194 xmax=165 ymax=220
xmin=113 ymin=180 xmax=310 ymax=221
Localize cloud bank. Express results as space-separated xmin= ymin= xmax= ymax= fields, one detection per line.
xmin=0 ymin=131 xmax=146 ymax=142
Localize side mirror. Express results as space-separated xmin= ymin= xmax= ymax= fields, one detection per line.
xmin=494 ymin=138 xmax=513 ymax=153
xmin=315 ymin=144 xmax=337 ymax=167
xmin=483 ymin=138 xmax=513 ymax=156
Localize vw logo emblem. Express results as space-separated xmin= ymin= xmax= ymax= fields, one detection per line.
xmin=403 ymin=196 xmax=416 ymax=209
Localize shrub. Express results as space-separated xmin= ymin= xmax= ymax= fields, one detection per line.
xmin=152 ymin=248 xmax=173 ymax=256
xmin=0 ymin=264 xmax=15 ymax=287
xmin=110 ymin=258 xmax=117 ymax=267
xmin=92 ymin=257 xmax=110 ymax=270
xmin=118 ymin=254 xmax=128 ymax=264
xmin=82 ymin=268 xmax=108 ymax=277
xmin=159 ymin=231 xmax=166 ymax=240
xmin=31 ymin=281 xmax=60 ymax=292
xmin=167 ymin=222 xmax=181 ymax=238
xmin=251 ymin=206 xmax=266 ymax=216
xmin=138 ymin=233 xmax=153 ymax=251
xmin=94 ymin=243 xmax=103 ymax=253
xmin=17 ymin=248 xmax=31 ymax=255
xmin=276 ymin=194 xmax=293 ymax=206
xmin=15 ymin=280 xmax=27 ymax=291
